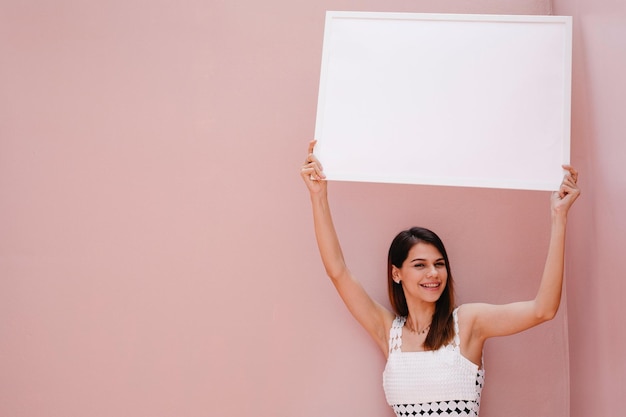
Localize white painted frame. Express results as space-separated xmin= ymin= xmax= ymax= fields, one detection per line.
xmin=314 ymin=11 xmax=572 ymax=191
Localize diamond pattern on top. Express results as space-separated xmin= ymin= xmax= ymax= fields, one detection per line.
xmin=384 ymin=308 xmax=485 ymax=415
xmin=389 ymin=316 xmax=406 ymax=353
xmin=391 ymin=399 xmax=479 ymax=416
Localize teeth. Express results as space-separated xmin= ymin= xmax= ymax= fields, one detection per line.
xmin=421 ymin=283 xmax=439 ymax=288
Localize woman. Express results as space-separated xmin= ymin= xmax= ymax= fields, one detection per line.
xmin=300 ymin=140 xmax=580 ymax=416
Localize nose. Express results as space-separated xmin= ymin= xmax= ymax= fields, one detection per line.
xmin=427 ymin=265 xmax=438 ymax=278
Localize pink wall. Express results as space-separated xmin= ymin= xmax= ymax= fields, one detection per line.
xmin=0 ymin=1 xmax=588 ymax=416
xmin=551 ymin=0 xmax=626 ymax=416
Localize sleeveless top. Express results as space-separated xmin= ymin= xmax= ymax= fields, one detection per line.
xmin=382 ymin=308 xmax=485 ymax=417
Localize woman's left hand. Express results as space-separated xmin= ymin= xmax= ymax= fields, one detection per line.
xmin=551 ymin=165 xmax=581 ymax=217
xmin=300 ymin=140 xmax=327 ymax=195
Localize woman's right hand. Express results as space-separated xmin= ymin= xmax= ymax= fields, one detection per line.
xmin=550 ymin=164 xmax=580 ymax=219
xmin=300 ymin=139 xmax=393 ymax=356
xmin=300 ymin=140 xmax=327 ymax=194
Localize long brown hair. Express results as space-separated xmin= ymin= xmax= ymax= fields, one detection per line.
xmin=387 ymin=227 xmax=456 ymax=350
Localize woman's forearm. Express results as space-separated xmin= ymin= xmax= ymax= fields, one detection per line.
xmin=310 ymin=192 xmax=349 ymax=281
xmin=533 ymin=214 xmax=568 ymax=321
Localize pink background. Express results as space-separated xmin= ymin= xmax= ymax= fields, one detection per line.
xmin=1 ymin=1 xmax=624 ymax=417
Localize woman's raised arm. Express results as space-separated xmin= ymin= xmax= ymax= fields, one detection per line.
xmin=462 ymin=165 xmax=581 ymax=344
xmin=301 ymin=140 xmax=393 ymax=355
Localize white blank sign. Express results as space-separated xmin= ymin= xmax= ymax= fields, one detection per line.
xmin=314 ymin=12 xmax=572 ymax=191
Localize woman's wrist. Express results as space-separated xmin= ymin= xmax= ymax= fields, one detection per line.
xmin=550 ymin=212 xmax=568 ymax=230
xmin=310 ymin=190 xmax=329 ymax=205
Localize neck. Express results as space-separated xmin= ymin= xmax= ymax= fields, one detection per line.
xmin=405 ymin=301 xmax=436 ymax=333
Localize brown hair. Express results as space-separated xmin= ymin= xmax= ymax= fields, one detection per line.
xmin=387 ymin=227 xmax=456 ymax=350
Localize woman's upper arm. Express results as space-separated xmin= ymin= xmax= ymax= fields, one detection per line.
xmin=332 ymin=270 xmax=394 ymax=354
xmin=463 ymin=300 xmax=548 ymax=341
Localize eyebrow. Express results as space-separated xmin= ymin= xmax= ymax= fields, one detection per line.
xmin=410 ymin=257 xmax=445 ymax=263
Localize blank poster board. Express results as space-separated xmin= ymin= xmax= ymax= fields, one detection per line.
xmin=314 ymin=12 xmax=572 ymax=191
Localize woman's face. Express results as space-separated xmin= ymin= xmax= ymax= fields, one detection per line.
xmin=394 ymin=242 xmax=448 ymax=304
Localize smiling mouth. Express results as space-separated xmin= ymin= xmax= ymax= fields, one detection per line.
xmin=420 ymin=282 xmax=441 ymax=289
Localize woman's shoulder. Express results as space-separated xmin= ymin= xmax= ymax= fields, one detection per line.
xmin=367 ymin=309 xmax=399 ymax=358
xmin=455 ymin=302 xmax=491 ymax=317
xmin=454 ymin=303 xmax=487 ymax=329
xmin=454 ymin=302 xmax=498 ymax=339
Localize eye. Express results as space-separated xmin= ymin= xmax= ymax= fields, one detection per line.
xmin=435 ymin=262 xmax=446 ymax=268
xmin=413 ymin=263 xmax=425 ymax=268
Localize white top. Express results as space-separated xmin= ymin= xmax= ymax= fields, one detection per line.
xmin=382 ymin=308 xmax=485 ymax=416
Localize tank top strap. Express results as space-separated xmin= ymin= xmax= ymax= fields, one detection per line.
xmin=388 ymin=316 xmax=406 ymax=354
xmin=452 ymin=307 xmax=461 ymax=347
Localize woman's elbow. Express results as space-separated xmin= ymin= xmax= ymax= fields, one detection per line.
xmin=531 ymin=294 xmax=562 ymax=323
xmin=325 ymin=265 xmax=349 ymax=282
xmin=535 ymin=305 xmax=559 ymax=323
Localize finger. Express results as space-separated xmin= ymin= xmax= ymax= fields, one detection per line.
xmin=304 ymin=153 xmax=319 ymax=164
xmin=561 ymin=175 xmax=576 ymax=190
xmin=559 ymin=174 xmax=573 ymax=186
xmin=300 ymin=166 xmax=317 ymax=181
xmin=311 ymin=161 xmax=326 ymax=179
xmin=301 ymin=162 xmax=326 ymax=181
xmin=305 ymin=152 xmax=324 ymax=171
xmin=561 ymin=175 xmax=575 ymax=186
xmin=561 ymin=174 xmax=578 ymax=187
xmin=307 ymin=139 xmax=317 ymax=156
xmin=558 ymin=181 xmax=580 ymax=199
xmin=562 ymin=164 xmax=578 ymax=182
xmin=301 ymin=158 xmax=320 ymax=170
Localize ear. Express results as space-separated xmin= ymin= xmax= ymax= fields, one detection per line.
xmin=391 ymin=265 xmax=401 ymax=284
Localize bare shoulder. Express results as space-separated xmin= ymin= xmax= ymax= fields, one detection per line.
xmin=375 ymin=305 xmax=397 ymax=357
xmin=455 ymin=303 xmax=494 ymax=339
xmin=456 ymin=300 xmax=541 ymax=340
xmin=457 ymin=302 xmax=504 ymax=320
xmin=455 ymin=304 xmax=488 ymax=366
xmin=455 ymin=303 xmax=484 ymax=323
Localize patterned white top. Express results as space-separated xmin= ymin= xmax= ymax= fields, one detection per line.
xmin=382 ymin=308 xmax=485 ymax=416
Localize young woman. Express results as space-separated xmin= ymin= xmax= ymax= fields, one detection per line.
xmin=300 ymin=140 xmax=580 ymax=416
